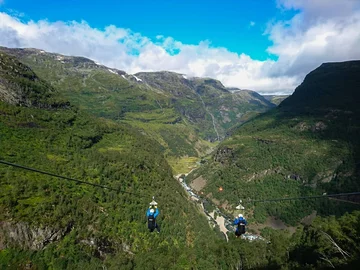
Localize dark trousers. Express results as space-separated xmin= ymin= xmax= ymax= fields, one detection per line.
xmin=148 ymin=221 xmax=160 ymax=232
xmin=235 ymin=225 xmax=245 ymax=237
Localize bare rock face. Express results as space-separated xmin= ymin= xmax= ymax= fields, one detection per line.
xmin=0 ymin=52 xmax=56 ymax=107
xmin=311 ymin=121 xmax=327 ymax=132
xmin=0 ymin=221 xmax=72 ymax=250
xmin=246 ymin=167 xmax=284 ymax=182
xmin=80 ymin=237 xmax=115 ymax=259
xmin=0 ymin=83 xmax=21 ymax=105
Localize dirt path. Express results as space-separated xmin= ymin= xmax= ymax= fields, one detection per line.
xmin=209 ymin=211 xmax=229 ymax=242
xmin=174 ymin=168 xmax=196 ymax=181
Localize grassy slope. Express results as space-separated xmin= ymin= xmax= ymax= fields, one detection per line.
xmin=263 ymin=95 xmax=289 ymax=106
xmin=2 ymin=47 xmax=274 ymax=173
xmin=136 ymin=72 xmax=276 ymax=140
xmin=0 ymin=48 xmax=215 ymax=172
xmin=0 ymin=51 xmax=60 ymax=107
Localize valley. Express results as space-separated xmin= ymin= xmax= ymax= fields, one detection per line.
xmin=1 ymin=48 xmax=360 ymax=269
xmin=0 ymin=46 xmax=276 ymax=175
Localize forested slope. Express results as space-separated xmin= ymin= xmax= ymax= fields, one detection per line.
xmin=0 ymin=47 xmax=275 ymax=173
xmin=187 ymin=60 xmax=360 ymax=225
xmin=0 ymin=52 xmax=229 ymax=269
xmin=2 ymin=51 xmax=360 ymax=270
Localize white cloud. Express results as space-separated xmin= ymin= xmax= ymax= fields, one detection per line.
xmin=0 ymin=12 xmax=294 ymax=93
xmin=1 ymin=1 xmax=360 ymax=95
xmin=249 ymin=21 xmax=255 ymax=27
xmin=277 ymin=0 xmax=360 ymax=21
xmin=268 ymin=0 xmax=360 ymax=79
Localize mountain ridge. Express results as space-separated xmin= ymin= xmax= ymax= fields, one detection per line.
xmin=186 ymin=59 xmax=360 ymax=225
xmin=0 ymin=52 xmax=235 ymax=268
xmin=279 ymin=60 xmax=360 ymax=112
xmin=1 ymin=50 xmax=360 ymax=269
xmin=0 ymin=46 xmax=276 ymax=173
xmin=0 ymin=52 xmax=58 ymax=108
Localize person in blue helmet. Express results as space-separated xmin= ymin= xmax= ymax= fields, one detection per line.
xmin=234 ymin=213 xmax=247 ymax=237
xmin=146 ymin=207 xmax=160 ymax=233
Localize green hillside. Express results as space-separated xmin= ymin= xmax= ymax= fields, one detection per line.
xmin=187 ymin=60 xmax=360 ymax=225
xmin=0 ymin=47 xmax=275 ymax=173
xmin=135 ymin=72 xmax=275 ymax=140
xmin=0 ymin=52 xmax=63 ymax=108
xmin=263 ymin=95 xmax=289 ymax=106
xmin=280 ymin=61 xmax=360 ymax=112
xmin=1 ymin=52 xmax=360 ymax=269
xmin=0 ymin=51 xmax=234 ymax=269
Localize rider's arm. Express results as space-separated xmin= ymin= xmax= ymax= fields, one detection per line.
xmin=154 ymin=208 xmax=159 ymax=218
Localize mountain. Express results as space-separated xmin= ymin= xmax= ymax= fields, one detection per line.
xmin=134 ymin=71 xmax=276 ymax=140
xmin=186 ymin=60 xmax=360 ymax=225
xmin=0 ymin=51 xmax=61 ymax=108
xmin=1 ymin=52 xmax=360 ymax=269
xmin=279 ymin=61 xmax=360 ymax=112
xmin=228 ymin=87 xmax=283 ymax=106
xmin=0 ymin=47 xmax=275 ymax=173
xmin=0 ymin=51 xmax=241 ymax=269
xmin=262 ymin=95 xmax=289 ymax=105
xmin=231 ymin=90 xmax=275 ymax=107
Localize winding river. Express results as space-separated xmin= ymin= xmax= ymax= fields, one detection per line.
xmin=175 ymin=173 xmax=266 ymax=242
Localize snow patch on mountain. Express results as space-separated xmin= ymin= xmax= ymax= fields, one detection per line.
xmin=132 ymin=75 xmax=142 ymax=82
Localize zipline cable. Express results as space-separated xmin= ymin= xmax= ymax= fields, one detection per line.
xmin=2 ymin=159 xmax=359 ymax=205
xmin=248 ymin=192 xmax=360 ymax=203
xmin=0 ymin=159 xmax=141 ymax=196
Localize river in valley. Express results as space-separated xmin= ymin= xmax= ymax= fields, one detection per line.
xmin=175 ymin=173 xmax=266 ymax=243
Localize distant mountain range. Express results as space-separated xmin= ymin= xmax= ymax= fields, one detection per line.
xmin=262 ymin=95 xmax=289 ymax=105
xmin=227 ymin=87 xmax=289 ymax=106
xmin=0 ymin=46 xmax=277 ymax=172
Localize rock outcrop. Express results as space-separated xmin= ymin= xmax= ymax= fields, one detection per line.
xmin=0 ymin=221 xmax=73 ymax=250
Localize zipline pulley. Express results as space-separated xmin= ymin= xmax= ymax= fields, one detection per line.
xmin=149 ymin=196 xmax=158 ymax=209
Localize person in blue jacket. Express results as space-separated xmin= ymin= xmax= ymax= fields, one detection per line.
xmin=234 ymin=213 xmax=247 ymax=237
xmin=146 ymin=207 xmax=160 ymax=233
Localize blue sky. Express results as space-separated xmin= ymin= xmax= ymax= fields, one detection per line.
xmin=2 ymin=0 xmax=296 ymax=60
xmin=0 ymin=0 xmax=359 ymax=94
